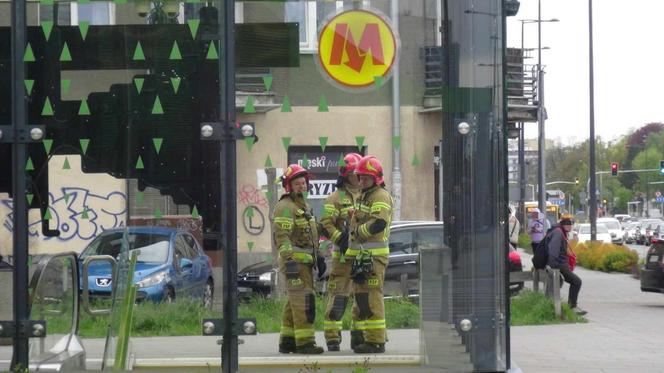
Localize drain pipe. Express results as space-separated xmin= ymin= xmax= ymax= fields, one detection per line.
xmin=391 ymin=0 xmax=402 ymax=220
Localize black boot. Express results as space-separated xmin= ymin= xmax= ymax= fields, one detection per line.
xmin=350 ymin=330 xmax=364 ymax=350
xmin=353 ymin=342 xmax=385 ymax=354
xmin=296 ymin=343 xmax=324 ymax=354
xmin=278 ymin=336 xmax=296 ymax=354
xmin=327 ymin=341 xmax=340 ymax=351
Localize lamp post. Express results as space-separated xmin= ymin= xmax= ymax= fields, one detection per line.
xmin=588 ymin=0 xmax=597 ymax=240
xmin=519 ymin=10 xmax=558 ymax=218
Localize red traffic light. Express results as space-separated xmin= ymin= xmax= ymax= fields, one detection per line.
xmin=611 ymin=162 xmax=619 ymax=176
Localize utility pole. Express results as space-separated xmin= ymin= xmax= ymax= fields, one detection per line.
xmin=588 ymin=0 xmax=598 ymax=241
xmin=536 ymin=0 xmax=547 ymax=215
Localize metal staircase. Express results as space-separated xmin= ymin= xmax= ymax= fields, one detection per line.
xmin=507 ymin=48 xmax=539 ymax=123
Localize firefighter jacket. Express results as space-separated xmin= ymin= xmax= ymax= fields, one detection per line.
xmin=320 ymin=184 xmax=360 ymax=246
xmin=273 ymin=193 xmax=320 ymax=263
xmin=348 ymin=185 xmax=393 ymax=257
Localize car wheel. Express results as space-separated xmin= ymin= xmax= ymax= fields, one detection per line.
xmin=203 ymin=279 xmax=214 ymax=309
xmin=164 ymin=287 xmax=175 ymax=304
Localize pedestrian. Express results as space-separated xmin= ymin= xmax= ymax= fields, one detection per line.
xmin=546 ymin=213 xmax=586 ymax=315
xmin=508 ymin=206 xmax=520 ymax=247
xmin=528 ymin=208 xmax=546 ymax=253
xmin=273 ymin=164 xmax=325 ymax=354
xmin=321 ymin=153 xmax=362 ymax=352
xmin=347 ymin=156 xmax=393 ymax=353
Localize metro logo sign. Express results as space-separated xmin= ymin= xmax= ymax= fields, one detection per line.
xmin=318 ymin=9 xmax=397 ymax=90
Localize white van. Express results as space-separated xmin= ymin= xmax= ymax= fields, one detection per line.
xmin=597 ymin=217 xmax=623 ymax=245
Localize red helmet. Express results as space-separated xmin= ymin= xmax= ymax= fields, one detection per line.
xmin=281 ymin=164 xmax=309 ymax=193
xmin=356 ymin=156 xmax=384 ymax=185
xmin=339 ymin=153 xmax=362 ymax=177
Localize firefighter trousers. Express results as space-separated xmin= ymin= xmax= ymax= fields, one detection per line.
xmin=279 ymin=257 xmax=316 ymax=347
xmin=352 ymin=255 xmax=388 ymax=344
xmin=323 ymin=254 xmax=355 ymax=344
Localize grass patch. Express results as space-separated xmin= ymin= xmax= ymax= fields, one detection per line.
xmin=510 ymin=290 xmax=586 ymax=325
xmin=64 ymin=296 xmax=419 ymax=337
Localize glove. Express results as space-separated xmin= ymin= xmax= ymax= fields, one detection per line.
xmin=338 ymin=229 xmax=349 ymax=255
xmin=316 ymin=256 xmax=327 ymax=280
xmin=284 ymin=259 xmax=299 ymax=279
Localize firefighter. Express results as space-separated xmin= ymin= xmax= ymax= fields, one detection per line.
xmin=321 ymin=153 xmax=363 ymax=351
xmin=348 ymin=156 xmax=393 ymax=353
xmin=274 ymin=164 xmax=324 ymax=354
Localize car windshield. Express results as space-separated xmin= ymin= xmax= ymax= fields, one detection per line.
xmin=81 ymin=232 xmax=170 ymax=263
xmin=599 ymin=220 xmax=620 ymax=230
xmin=579 ymin=225 xmax=608 ymax=234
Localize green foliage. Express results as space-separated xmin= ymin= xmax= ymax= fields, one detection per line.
xmin=510 ymin=290 xmax=586 ymax=325
xmin=574 ymin=241 xmax=638 ymax=273
xmin=518 ymin=233 xmax=532 ymax=252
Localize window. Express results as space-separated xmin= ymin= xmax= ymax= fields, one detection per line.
xmin=39 ymin=1 xmax=115 ymax=25
xmin=183 ymin=234 xmax=200 ymax=256
xmin=416 ymin=227 xmax=443 ymax=251
xmin=285 ymin=1 xmax=369 ymax=52
xmin=389 ymin=230 xmax=415 ymax=254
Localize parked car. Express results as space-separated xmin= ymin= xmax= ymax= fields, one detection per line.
xmin=237 ymin=221 xmax=524 ymax=300
xmin=614 ymin=214 xmax=631 ymax=223
xmin=622 ymin=221 xmax=641 ymax=244
xmin=78 ymin=227 xmax=214 ymax=307
xmin=637 ymin=219 xmax=662 ymax=245
xmin=575 ymin=223 xmax=612 ymax=243
xmin=641 ymin=238 xmax=664 ymax=293
xmin=597 ymin=218 xmax=623 ymax=245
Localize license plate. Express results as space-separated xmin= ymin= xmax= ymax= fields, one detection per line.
xmin=649 ymin=255 xmax=660 ymax=263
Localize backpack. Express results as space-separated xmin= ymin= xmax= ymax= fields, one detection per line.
xmin=532 ymin=226 xmax=559 ymax=269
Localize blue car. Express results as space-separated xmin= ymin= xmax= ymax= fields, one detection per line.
xmin=79 ymin=227 xmax=214 ymax=308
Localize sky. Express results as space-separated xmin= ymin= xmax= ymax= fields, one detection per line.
xmin=506 ymin=0 xmax=664 ymax=145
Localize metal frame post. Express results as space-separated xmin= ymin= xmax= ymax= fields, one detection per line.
xmin=588 ymin=0 xmax=597 ymax=240
xmin=11 ymin=0 xmax=30 ymax=369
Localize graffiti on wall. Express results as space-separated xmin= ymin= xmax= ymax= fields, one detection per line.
xmin=238 ymin=184 xmax=268 ymax=208
xmin=2 ymin=187 xmax=126 ymax=241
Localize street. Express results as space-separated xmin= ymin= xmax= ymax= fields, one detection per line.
xmin=512 ymin=250 xmax=664 ymax=373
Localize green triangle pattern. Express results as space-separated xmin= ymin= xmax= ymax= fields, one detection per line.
xmin=303 ymin=191 xmax=309 ymax=199
xmin=136 ymin=155 xmax=145 ymax=169
xmin=64 ymin=193 xmax=70 ymax=203
xmin=206 ymin=42 xmax=219 ymax=59
xmin=79 ymin=21 xmax=90 ymax=40
xmin=61 ymin=79 xmax=71 ymax=94
xmin=392 ymin=136 xmax=401 ymax=150
xmin=186 ymin=0 xmax=202 ymax=3
xmin=133 ymin=41 xmax=146 ymax=60
xmin=78 ymin=0 xmax=91 ymax=3
xmin=81 ymin=208 xmax=89 ymax=219
xmin=42 ymin=97 xmax=54 ymax=116
xmin=114 ymin=0 xmax=127 ymax=4
xmin=153 ymin=207 xmax=163 ymax=219
xmin=41 ymin=0 xmax=54 ymax=4
xmin=169 ymin=41 xmax=182 ymax=60
xmin=187 ymin=19 xmax=200 ymax=39
xmin=24 ymin=43 xmax=36 ymax=62
xmin=265 ymin=190 xmax=273 ymax=201
xmin=60 ymin=42 xmax=72 ymax=61
xmin=355 ymin=136 xmax=365 ymax=152
xmin=281 ymin=208 xmax=291 ymax=218
xmin=318 ymin=94 xmax=329 ymax=112
xmin=319 ymin=137 xmax=328 ymax=152
xmin=63 ymin=157 xmax=71 ymax=170
xmin=281 ymin=137 xmax=291 ymax=151
xmin=24 ymin=79 xmax=35 ymax=95
xmin=247 ymin=242 xmax=254 ymax=251
xmin=152 ymin=96 xmax=164 ymax=114
xmin=79 ymin=138 xmax=90 ymax=155
xmin=374 ymin=76 xmax=384 ymax=89
xmin=153 ymin=138 xmax=163 ymax=154
xmin=263 ymin=76 xmax=273 ymax=91
xmin=281 ymin=95 xmax=292 ymax=112
xmin=191 ymin=205 xmax=200 ymax=218
xmin=245 ymin=207 xmax=255 ymax=218
xmin=78 ymin=99 xmax=90 ymax=115
xmin=43 ymin=208 xmax=52 ymax=221
xmin=134 ymin=78 xmax=144 ymax=94
xmin=245 ymin=137 xmax=255 ymax=152
xmin=136 ymin=191 xmax=144 ymax=205
xmin=338 ymin=155 xmax=346 ymax=168
xmin=171 ymin=77 xmax=181 ymax=94
xmin=27 ymin=194 xmax=34 ymax=205
xmin=43 ymin=139 xmax=53 ymax=154
xmin=41 ymin=21 xmax=54 ymax=41
xmin=244 ymin=96 xmax=255 ymax=113
xmin=302 ymin=153 xmax=309 ymax=168
xmin=411 ymin=153 xmax=421 ymax=167
xmin=265 ymin=155 xmax=273 ymax=168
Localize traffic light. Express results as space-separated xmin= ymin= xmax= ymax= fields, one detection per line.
xmin=611 ymin=162 xmax=619 ymax=176
xmin=575 ymin=177 xmax=579 ymax=185
xmin=660 ymin=160 xmax=664 ymax=175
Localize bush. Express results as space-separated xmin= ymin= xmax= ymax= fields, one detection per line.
xmin=574 ymin=241 xmax=638 ymax=273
